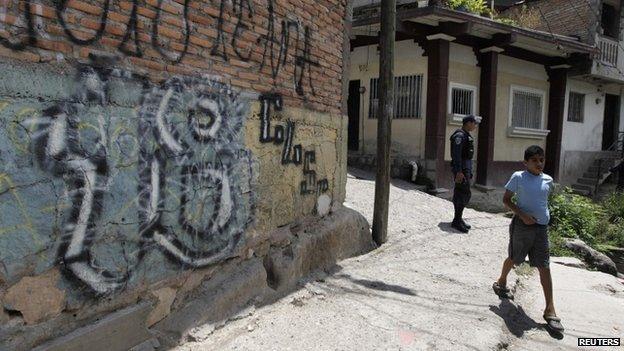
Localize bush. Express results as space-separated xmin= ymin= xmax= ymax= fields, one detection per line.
xmin=603 ymin=191 xmax=624 ymax=222
xmin=495 ymin=17 xmax=518 ymax=26
xmin=548 ymin=187 xmax=624 ymax=255
xmin=548 ymin=229 xmax=577 ymax=257
xmin=445 ymin=0 xmax=488 ymax=15
xmin=597 ymin=192 xmax=624 ymax=248
xmin=592 ymin=219 xmax=624 ymax=250
xmin=506 ymin=4 xmax=542 ymax=29
xmin=548 ymin=187 xmax=603 ymax=246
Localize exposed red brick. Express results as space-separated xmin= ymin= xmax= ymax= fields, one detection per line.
xmin=67 ymin=0 xmax=105 ymax=16
xmin=0 ymin=0 xmax=347 ymax=116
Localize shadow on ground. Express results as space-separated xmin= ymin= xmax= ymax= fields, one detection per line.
xmin=489 ymin=300 xmax=563 ymax=340
xmin=347 ymin=168 xmax=427 ymax=192
xmin=437 ymin=222 xmax=467 ymax=234
xmin=335 ymin=273 xmax=417 ymax=296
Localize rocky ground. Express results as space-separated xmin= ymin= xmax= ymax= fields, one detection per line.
xmin=171 ymin=169 xmax=624 ymax=351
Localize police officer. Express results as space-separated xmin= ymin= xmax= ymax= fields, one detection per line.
xmin=450 ymin=115 xmax=480 ymax=233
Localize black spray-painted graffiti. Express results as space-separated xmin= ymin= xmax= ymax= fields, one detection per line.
xmin=256 ymin=0 xmax=319 ymax=96
xmin=56 ymin=0 xmax=110 ymax=45
xmin=258 ymin=93 xmax=328 ymax=195
xmin=25 ymin=57 xmax=252 ymax=294
xmin=151 ymin=0 xmax=191 ymax=63
xmin=0 ymin=0 xmax=318 ymax=96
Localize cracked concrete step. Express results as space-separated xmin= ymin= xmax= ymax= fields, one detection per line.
xmin=571 ymin=183 xmax=592 ymax=196
xmin=571 ymin=188 xmax=591 ymax=196
xmin=583 ymin=171 xmax=601 ymax=178
xmin=588 ymin=165 xmax=613 ymax=173
xmin=571 ymin=183 xmax=592 ymax=191
xmin=592 ymin=159 xmax=618 ymax=168
xmin=577 ymin=177 xmax=600 ymax=185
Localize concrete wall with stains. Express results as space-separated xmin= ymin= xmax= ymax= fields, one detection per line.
xmin=0 ymin=0 xmax=367 ymax=349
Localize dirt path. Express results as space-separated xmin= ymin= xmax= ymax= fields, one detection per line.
xmin=506 ymin=257 xmax=624 ymax=351
xmin=172 ymin=170 xmax=623 ymax=350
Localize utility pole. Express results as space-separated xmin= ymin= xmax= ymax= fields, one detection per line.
xmin=372 ymin=0 xmax=395 ymax=245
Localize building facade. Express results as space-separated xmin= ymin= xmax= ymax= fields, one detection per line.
xmin=504 ymin=0 xmax=624 ymax=193
xmin=348 ymin=1 xmax=624 ymax=192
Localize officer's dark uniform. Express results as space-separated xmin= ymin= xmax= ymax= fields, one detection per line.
xmin=450 ymin=118 xmax=475 ymax=231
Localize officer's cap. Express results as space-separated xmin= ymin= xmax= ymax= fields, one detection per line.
xmin=462 ymin=115 xmax=481 ymax=124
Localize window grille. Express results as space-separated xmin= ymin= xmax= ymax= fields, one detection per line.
xmin=567 ymin=92 xmax=585 ymax=123
xmin=369 ymin=75 xmax=422 ymax=119
xmin=511 ymin=89 xmax=543 ymax=129
xmin=450 ymin=86 xmax=475 ymax=116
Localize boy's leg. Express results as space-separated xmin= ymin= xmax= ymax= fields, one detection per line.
xmin=497 ymin=217 xmax=530 ymax=287
xmin=538 ymin=267 xmax=556 ymax=316
xmin=530 ymin=225 xmax=557 ymax=317
xmin=497 ymin=257 xmax=514 ymax=287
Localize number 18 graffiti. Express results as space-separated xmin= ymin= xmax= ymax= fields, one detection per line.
xmin=28 ymin=65 xmax=252 ymax=294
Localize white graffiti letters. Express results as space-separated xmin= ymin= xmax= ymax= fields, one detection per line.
xmin=29 ymin=64 xmax=252 ymax=294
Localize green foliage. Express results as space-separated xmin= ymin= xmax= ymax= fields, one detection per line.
xmin=445 ymin=0 xmax=519 ymax=26
xmin=548 ymin=187 xmax=603 ymax=245
xmin=445 ymin=0 xmax=488 ymax=15
xmin=595 ymin=192 xmax=624 ymax=248
xmin=548 ymin=187 xmax=624 ymax=254
xmin=548 ymin=228 xmax=580 ymax=258
xmin=495 ymin=17 xmax=518 ymax=26
xmin=603 ymin=191 xmax=624 ymax=222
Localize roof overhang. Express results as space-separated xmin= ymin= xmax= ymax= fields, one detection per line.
xmin=351 ymin=5 xmax=596 ymax=66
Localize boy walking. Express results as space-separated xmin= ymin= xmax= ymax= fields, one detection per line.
xmin=492 ymin=145 xmax=564 ymax=332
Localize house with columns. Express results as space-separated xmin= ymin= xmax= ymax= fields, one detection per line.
xmin=347 ymin=1 xmax=624 ymax=192
xmin=501 ymin=0 xmax=624 ymax=194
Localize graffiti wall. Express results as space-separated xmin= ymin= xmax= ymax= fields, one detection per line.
xmin=0 ymin=57 xmax=343 ymax=295
xmin=0 ymin=60 xmax=255 ymax=295
xmin=0 ymin=0 xmax=346 ymax=114
xmin=0 ymin=0 xmax=349 ymax=347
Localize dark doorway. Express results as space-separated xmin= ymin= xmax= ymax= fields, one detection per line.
xmin=347 ymin=80 xmax=361 ymax=151
xmin=603 ymin=94 xmax=620 ymax=150
xmin=601 ymin=3 xmax=620 ymax=39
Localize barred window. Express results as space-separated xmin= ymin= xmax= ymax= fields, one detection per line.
xmin=369 ymin=75 xmax=422 ymax=119
xmin=449 ymin=83 xmax=476 ymax=116
xmin=567 ymin=92 xmax=585 ymax=123
xmin=511 ymin=87 xmax=544 ymax=130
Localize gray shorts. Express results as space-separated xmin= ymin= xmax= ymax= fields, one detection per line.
xmin=508 ymin=216 xmax=550 ymax=268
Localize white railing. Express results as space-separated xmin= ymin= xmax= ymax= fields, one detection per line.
xmin=598 ymin=35 xmax=619 ymax=67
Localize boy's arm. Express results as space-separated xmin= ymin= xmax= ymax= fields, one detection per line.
xmin=503 ymin=190 xmax=536 ymax=225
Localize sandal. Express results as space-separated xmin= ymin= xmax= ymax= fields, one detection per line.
xmin=543 ymin=314 xmax=564 ymax=332
xmin=492 ymin=282 xmax=514 ymax=299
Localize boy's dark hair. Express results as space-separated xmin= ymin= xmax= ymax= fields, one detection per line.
xmin=524 ymin=145 xmax=545 ymax=161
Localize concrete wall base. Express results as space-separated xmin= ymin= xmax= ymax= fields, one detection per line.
xmin=18 ymin=206 xmax=373 ymax=350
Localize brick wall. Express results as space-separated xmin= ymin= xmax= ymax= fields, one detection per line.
xmin=0 ymin=0 xmax=347 ymax=114
xmin=0 ymin=1 xmax=354 ymax=349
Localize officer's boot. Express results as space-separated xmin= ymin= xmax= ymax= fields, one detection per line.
xmin=451 ymin=205 xmax=469 ymax=233
xmin=461 ymin=219 xmax=471 ymax=230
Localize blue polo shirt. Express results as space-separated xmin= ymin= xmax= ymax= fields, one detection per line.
xmin=504 ymin=171 xmax=554 ymax=225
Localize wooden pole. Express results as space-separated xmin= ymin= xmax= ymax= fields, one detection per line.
xmin=372 ymin=0 xmax=395 ymax=245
